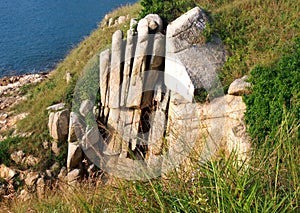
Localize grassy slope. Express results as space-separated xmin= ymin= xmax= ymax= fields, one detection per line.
xmin=2 ymin=0 xmax=299 ymax=212
xmin=1 ymin=4 xmax=142 ymax=165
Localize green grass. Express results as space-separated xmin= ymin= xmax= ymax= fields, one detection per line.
xmin=1 ymin=0 xmax=299 ymax=212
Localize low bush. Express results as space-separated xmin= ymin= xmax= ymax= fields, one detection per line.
xmin=244 ymin=38 xmax=300 ymax=144
xmin=139 ymin=0 xmax=196 ymax=25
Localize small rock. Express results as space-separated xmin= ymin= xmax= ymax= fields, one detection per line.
xmin=0 ymin=164 xmax=17 ymax=180
xmin=10 ymin=150 xmax=25 ymax=164
xmin=25 ymin=172 xmax=39 ymax=187
xmin=51 ymin=141 xmax=60 ymax=156
xmin=47 ymin=103 xmax=66 ymax=112
xmin=0 ymin=113 xmax=8 ymax=120
xmin=46 ymin=170 xmax=52 ymax=178
xmin=228 ymin=76 xmax=251 ymax=95
xmin=48 ymin=109 xmax=70 ymax=142
xmin=23 ymin=155 xmax=40 ymax=167
xmin=67 ymin=169 xmax=81 ymax=184
xmin=58 ymin=167 xmax=67 ymax=181
xmin=79 ymin=99 xmax=93 ymax=117
xmin=50 ymin=162 xmax=60 ymax=174
xmin=66 ymin=72 xmax=72 ymax=84
xmin=36 ymin=178 xmax=45 ymax=199
xmin=145 ymin=14 xmax=163 ymax=33
xmin=43 ymin=141 xmax=49 ymax=149
xmin=148 ymin=20 xmax=158 ymax=31
xmin=108 ymin=18 xmax=114 ymax=27
xmin=118 ymin=16 xmax=126 ymax=24
xmin=67 ymin=143 xmax=83 ymax=171
xmin=68 ymin=112 xmax=86 ymax=143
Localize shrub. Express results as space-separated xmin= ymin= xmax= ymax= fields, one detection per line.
xmin=139 ymin=0 xmax=196 ymax=26
xmin=244 ymin=38 xmax=300 ymax=144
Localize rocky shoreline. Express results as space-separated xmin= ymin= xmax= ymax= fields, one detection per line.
xmin=0 ymin=73 xmax=48 ymax=140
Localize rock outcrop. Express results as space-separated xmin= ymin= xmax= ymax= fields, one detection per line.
xmin=42 ymin=7 xmax=251 ymax=182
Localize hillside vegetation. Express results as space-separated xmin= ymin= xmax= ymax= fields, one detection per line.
xmin=1 ymin=0 xmax=299 ymax=212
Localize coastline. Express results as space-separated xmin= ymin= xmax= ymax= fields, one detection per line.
xmin=0 ymin=73 xmax=48 ymax=140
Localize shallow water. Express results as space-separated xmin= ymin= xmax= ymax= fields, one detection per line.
xmin=0 ymin=0 xmax=136 ymax=78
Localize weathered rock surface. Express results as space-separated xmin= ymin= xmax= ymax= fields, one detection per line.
xmin=47 ymin=103 xmax=65 ymax=111
xmin=144 ymin=14 xmax=164 ymax=33
xmin=67 ymin=169 xmax=81 ymax=185
xmin=228 ymin=75 xmax=251 ymax=95
xmin=198 ymin=95 xmax=251 ymax=162
xmin=10 ymin=150 xmax=25 ymax=164
xmin=68 ymin=112 xmax=86 ymax=143
xmin=0 ymin=164 xmax=17 ymax=180
xmin=25 ymin=172 xmax=40 ymax=187
xmin=48 ymin=109 xmax=70 ymax=142
xmin=67 ymin=143 xmax=83 ymax=171
xmin=67 ymin=7 xmax=251 ymax=180
xmin=79 ymin=100 xmax=93 ymax=117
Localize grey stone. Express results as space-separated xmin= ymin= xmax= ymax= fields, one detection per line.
xmin=67 ymin=169 xmax=81 ymax=184
xmin=165 ymin=7 xmax=225 ymax=102
xmin=67 ymin=143 xmax=83 ymax=171
xmin=51 ymin=141 xmax=60 ymax=156
xmin=228 ymin=76 xmax=251 ymax=95
xmin=126 ymin=18 xmax=149 ymax=107
xmin=68 ymin=112 xmax=86 ymax=143
xmin=79 ymin=99 xmax=93 ymax=117
xmin=145 ymin=14 xmax=164 ymax=33
xmin=48 ymin=109 xmax=70 ymax=142
xmin=66 ymin=72 xmax=72 ymax=84
xmin=109 ymin=30 xmax=124 ymax=108
xmin=108 ymin=18 xmax=114 ymax=27
xmin=118 ymin=16 xmax=126 ymax=24
xmin=120 ymin=30 xmax=135 ymax=107
xmin=197 ymin=95 xmax=251 ymax=163
xmin=166 ymin=7 xmax=209 ymax=52
xmin=99 ymin=49 xmax=110 ymax=108
xmin=141 ymin=33 xmax=165 ymax=108
xmin=46 ymin=103 xmax=66 ymax=111
xmin=82 ymin=126 xmax=101 ymax=151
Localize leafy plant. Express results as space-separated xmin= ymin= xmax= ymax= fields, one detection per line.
xmin=139 ymin=0 xmax=196 ymax=26
xmin=244 ymin=38 xmax=300 ymax=144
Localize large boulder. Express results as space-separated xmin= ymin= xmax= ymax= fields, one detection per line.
xmin=67 ymin=143 xmax=83 ymax=171
xmin=165 ymin=7 xmax=226 ymax=102
xmin=48 ymin=109 xmax=70 ymax=142
xmin=68 ymin=112 xmax=86 ymax=143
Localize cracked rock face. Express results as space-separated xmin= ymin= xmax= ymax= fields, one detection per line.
xmin=65 ymin=7 xmax=250 ymax=180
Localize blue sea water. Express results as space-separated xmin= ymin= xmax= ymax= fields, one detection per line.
xmin=0 ymin=0 xmax=136 ymax=78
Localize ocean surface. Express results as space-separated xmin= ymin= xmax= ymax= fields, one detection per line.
xmin=0 ymin=0 xmax=136 ymax=78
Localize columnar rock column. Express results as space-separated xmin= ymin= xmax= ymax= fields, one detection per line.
xmin=104 ymin=30 xmax=125 ymax=156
